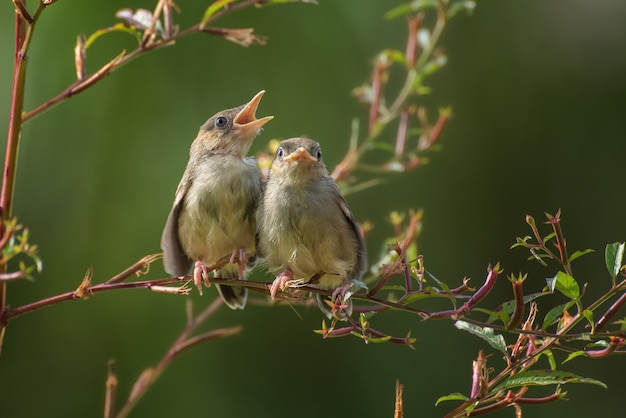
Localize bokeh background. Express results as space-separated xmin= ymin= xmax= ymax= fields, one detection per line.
xmin=1 ymin=1 xmax=626 ymax=417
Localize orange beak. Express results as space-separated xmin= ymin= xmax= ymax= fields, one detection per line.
xmin=283 ymin=147 xmax=317 ymax=163
xmin=233 ymin=90 xmax=274 ymax=133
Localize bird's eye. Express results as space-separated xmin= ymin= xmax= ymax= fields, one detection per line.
xmin=316 ymin=148 xmax=322 ymax=159
xmin=277 ymin=147 xmax=284 ymax=158
xmin=214 ymin=116 xmax=228 ymax=129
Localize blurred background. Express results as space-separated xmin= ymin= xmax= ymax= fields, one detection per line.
xmin=1 ymin=1 xmax=626 ymax=417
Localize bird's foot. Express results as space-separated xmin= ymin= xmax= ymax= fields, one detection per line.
xmin=269 ymin=269 xmax=300 ymax=300
xmin=193 ymin=260 xmax=210 ymax=295
xmin=230 ymin=248 xmax=247 ymax=280
xmin=330 ymin=282 xmax=353 ymax=317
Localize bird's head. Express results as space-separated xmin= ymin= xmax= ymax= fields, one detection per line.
xmin=269 ymin=137 xmax=328 ymax=182
xmin=193 ymin=90 xmax=273 ymax=157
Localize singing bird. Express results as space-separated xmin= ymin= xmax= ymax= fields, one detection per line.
xmin=161 ymin=91 xmax=273 ymax=309
xmin=256 ymin=137 xmax=368 ymax=319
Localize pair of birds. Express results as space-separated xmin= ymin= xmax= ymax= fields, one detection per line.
xmin=161 ymin=91 xmax=367 ymax=318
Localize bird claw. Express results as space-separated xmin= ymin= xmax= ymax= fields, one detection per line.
xmin=230 ymin=248 xmax=247 ymax=280
xmin=330 ymin=282 xmax=353 ymax=318
xmin=193 ymin=260 xmax=210 ymax=295
xmin=331 ymin=282 xmax=351 ymax=304
xmin=269 ymin=269 xmax=297 ymax=300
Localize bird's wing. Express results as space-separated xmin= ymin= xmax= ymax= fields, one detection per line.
xmin=336 ymin=188 xmax=368 ymax=279
xmin=161 ymin=173 xmax=193 ymax=276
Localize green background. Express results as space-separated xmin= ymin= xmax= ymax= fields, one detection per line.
xmin=1 ymin=1 xmax=626 ymax=417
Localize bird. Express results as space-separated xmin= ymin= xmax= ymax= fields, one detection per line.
xmin=256 ymin=137 xmax=368 ymax=319
xmin=161 ymin=90 xmax=273 ymax=309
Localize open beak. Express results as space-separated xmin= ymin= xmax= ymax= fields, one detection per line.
xmin=233 ymin=90 xmax=274 ymax=133
xmin=283 ymin=147 xmax=317 ymax=163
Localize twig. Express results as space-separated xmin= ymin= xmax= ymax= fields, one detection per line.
xmin=106 ymin=254 xmax=162 ymax=284
xmin=104 ymin=359 xmax=118 ymax=418
xmin=21 ymin=0 xmax=271 ymax=122
xmin=113 ymin=298 xmax=242 ymax=418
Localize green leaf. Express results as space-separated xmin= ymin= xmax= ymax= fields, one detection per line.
xmin=548 ymin=271 xmax=580 ymax=300
xmin=582 ymin=309 xmax=594 ymax=329
xmin=475 ymin=308 xmax=509 ymax=326
xmin=454 ymin=320 xmax=508 ymax=355
xmin=568 ymin=248 xmax=594 ymax=263
xmin=529 ymin=248 xmax=549 ymax=266
xmin=435 ymin=393 xmax=469 ymax=406
xmin=384 ymin=49 xmax=407 ymax=66
xmin=447 ymin=1 xmax=477 ymax=18
xmin=511 ymin=235 xmax=532 ymax=249
xmin=422 ymin=55 xmax=448 ymax=75
xmin=385 ymin=0 xmax=438 ymax=20
xmin=543 ymin=349 xmax=557 ymax=371
xmin=353 ymin=332 xmax=391 ymax=344
xmin=85 ymin=23 xmax=142 ymax=49
xmin=402 ymin=290 xmax=456 ymax=304
xmin=201 ymin=0 xmax=235 ymax=27
xmin=563 ymin=351 xmax=586 ymax=364
xmin=487 ymin=292 xmax=549 ymax=324
xmin=542 ymin=302 xmax=573 ymax=329
xmin=605 ymin=242 xmax=625 ymax=280
xmin=542 ymin=231 xmax=557 ymax=244
xmin=493 ymin=370 xmax=607 ymax=392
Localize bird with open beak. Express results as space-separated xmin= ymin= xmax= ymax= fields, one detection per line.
xmin=161 ymin=91 xmax=273 ymax=309
xmin=256 ymin=137 xmax=368 ymax=319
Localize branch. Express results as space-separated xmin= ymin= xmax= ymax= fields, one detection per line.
xmin=113 ymin=298 xmax=242 ymax=418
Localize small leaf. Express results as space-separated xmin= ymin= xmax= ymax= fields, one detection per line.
xmin=568 ymin=248 xmax=594 ymax=263
xmin=474 ymin=308 xmax=509 ymax=326
xmin=563 ymin=351 xmax=586 ymax=364
xmin=548 ymin=271 xmax=580 ymax=300
xmin=435 ymin=393 xmax=469 ymax=406
xmin=542 ymin=231 xmax=556 ymax=244
xmin=542 ymin=302 xmax=574 ymax=329
xmin=529 ymin=248 xmax=549 ymax=266
xmin=447 ymin=1 xmax=477 ymax=18
xmin=493 ymin=370 xmax=607 ymax=392
xmin=384 ymin=49 xmax=407 ymax=65
xmin=422 ymin=55 xmax=448 ymax=75
xmin=487 ymin=292 xmax=548 ymax=324
xmin=543 ymin=349 xmax=557 ymax=371
xmin=402 ymin=290 xmax=456 ymax=304
xmin=352 ymin=332 xmax=391 ymax=344
xmin=454 ymin=320 xmax=508 ymax=355
xmin=582 ymin=309 xmax=594 ymax=329
xmin=201 ymin=0 xmax=235 ymax=27
xmin=511 ymin=235 xmax=532 ymax=249
xmin=385 ymin=0 xmax=439 ymax=20
xmin=85 ymin=23 xmax=142 ymax=49
xmin=605 ymin=242 xmax=625 ymax=280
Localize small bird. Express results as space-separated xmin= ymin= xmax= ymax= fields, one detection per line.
xmin=161 ymin=90 xmax=273 ymax=309
xmin=256 ymin=137 xmax=368 ymax=319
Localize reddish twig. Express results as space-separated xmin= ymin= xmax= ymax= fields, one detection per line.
xmin=113 ymin=298 xmax=241 ymax=418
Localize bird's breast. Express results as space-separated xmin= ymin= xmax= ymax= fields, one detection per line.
xmin=178 ymin=157 xmax=260 ymax=262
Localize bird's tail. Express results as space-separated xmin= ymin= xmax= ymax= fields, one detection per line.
xmin=216 ymin=265 xmax=248 ymax=310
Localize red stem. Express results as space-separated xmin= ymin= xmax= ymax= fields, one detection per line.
xmin=426 ymin=267 xmax=499 ymax=319
xmin=594 ymin=290 xmax=626 ymax=333
xmin=507 ymin=279 xmax=525 ymax=330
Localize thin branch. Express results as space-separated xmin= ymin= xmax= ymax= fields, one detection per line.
xmin=106 ymin=254 xmax=162 ymax=284
xmin=113 ymin=298 xmax=240 ymax=418
xmin=104 ymin=359 xmax=118 ymax=418
xmin=21 ymin=0 xmax=272 ymax=122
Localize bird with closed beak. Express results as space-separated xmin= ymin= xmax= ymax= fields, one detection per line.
xmin=161 ymin=90 xmax=273 ymax=309
xmin=256 ymin=137 xmax=368 ymax=319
